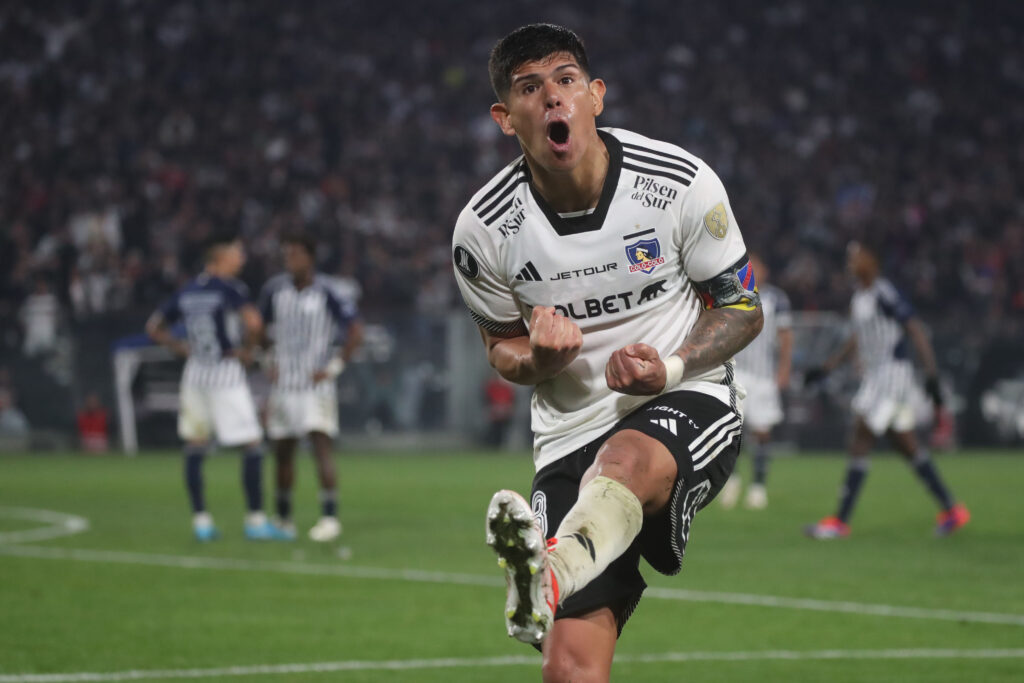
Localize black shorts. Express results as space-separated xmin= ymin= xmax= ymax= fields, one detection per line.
xmin=530 ymin=390 xmax=741 ymax=633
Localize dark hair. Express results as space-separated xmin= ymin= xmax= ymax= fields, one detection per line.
xmin=489 ymin=24 xmax=590 ymax=100
xmin=282 ymin=231 xmax=316 ymax=258
xmin=203 ymin=232 xmax=240 ymax=262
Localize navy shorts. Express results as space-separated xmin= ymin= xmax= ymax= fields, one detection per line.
xmin=530 ymin=390 xmax=741 ymax=633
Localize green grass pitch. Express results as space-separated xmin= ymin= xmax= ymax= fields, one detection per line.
xmin=1 ymin=449 xmax=1022 ymax=682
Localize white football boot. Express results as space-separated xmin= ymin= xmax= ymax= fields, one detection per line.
xmin=308 ymin=516 xmax=342 ymax=542
xmin=744 ymin=483 xmax=768 ymax=510
xmin=719 ymin=474 xmax=742 ymax=509
xmin=485 ymin=490 xmax=558 ymax=644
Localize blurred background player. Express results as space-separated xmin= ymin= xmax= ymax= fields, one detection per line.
xmin=259 ymin=233 xmax=363 ymax=542
xmin=146 ymin=234 xmax=287 ymax=542
xmin=804 ymin=241 xmax=970 ymax=539
xmin=720 ymin=252 xmax=793 ymax=510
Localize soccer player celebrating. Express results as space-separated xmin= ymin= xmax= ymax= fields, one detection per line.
xmin=451 ymin=25 xmax=762 ymax=680
xmin=804 ymin=241 xmax=969 ymax=539
xmin=719 ymin=252 xmax=793 ymax=510
xmin=259 ymin=233 xmax=363 ymax=542
xmin=146 ymin=234 xmax=287 ymax=542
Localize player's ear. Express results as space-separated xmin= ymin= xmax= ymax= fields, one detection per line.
xmin=589 ymin=78 xmax=606 ymax=117
xmin=490 ymin=102 xmax=516 ymax=136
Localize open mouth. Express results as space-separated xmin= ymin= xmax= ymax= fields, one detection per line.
xmin=547 ymin=120 xmax=570 ymax=146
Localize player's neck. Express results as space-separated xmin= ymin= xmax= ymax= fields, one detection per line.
xmin=524 ymin=132 xmax=609 ymax=214
xmin=291 ymin=271 xmax=313 ymax=289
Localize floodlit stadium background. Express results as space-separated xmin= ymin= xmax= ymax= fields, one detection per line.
xmin=1 ymin=2 xmax=1022 ymax=681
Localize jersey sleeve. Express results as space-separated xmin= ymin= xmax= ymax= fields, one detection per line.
xmin=677 ymin=165 xmax=748 ymax=282
xmin=157 ymin=293 xmax=181 ymax=324
xmin=324 ymin=287 xmax=359 ymax=330
xmin=877 ymin=280 xmax=914 ymax=323
xmin=222 ymin=279 xmax=251 ymax=309
xmin=451 ymin=208 xmax=523 ymax=335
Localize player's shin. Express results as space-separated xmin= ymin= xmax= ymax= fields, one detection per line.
xmin=547 ymin=476 xmax=643 ymax=600
xmin=241 ymin=447 xmax=264 ymax=514
xmin=184 ymin=446 xmax=207 ymax=513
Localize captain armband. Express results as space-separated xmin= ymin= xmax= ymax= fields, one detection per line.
xmin=692 ymin=255 xmax=760 ymax=311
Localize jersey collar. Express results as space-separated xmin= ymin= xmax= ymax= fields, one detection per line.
xmin=525 ymin=129 xmax=623 ymax=237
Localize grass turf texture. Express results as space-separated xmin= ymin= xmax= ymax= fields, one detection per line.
xmin=1 ymin=449 xmax=1022 ymax=682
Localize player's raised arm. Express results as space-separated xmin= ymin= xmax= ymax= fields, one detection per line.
xmin=483 ymin=306 xmax=582 ymax=386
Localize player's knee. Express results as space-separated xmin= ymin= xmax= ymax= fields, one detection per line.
xmin=591 ymin=432 xmax=676 ymax=513
xmin=542 ymin=650 xmax=606 ymax=683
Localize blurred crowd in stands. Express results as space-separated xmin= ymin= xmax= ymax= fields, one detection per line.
xmin=1 ymin=0 xmax=1021 ymax=358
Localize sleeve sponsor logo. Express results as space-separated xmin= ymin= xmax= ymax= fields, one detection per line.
xmin=453 ymin=245 xmax=479 ymax=279
xmin=703 ymin=202 xmax=729 ymax=240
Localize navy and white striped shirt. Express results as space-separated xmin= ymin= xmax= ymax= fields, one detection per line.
xmin=735 ymin=283 xmax=792 ymax=381
xmin=158 ymin=274 xmax=250 ymax=389
xmin=851 ymin=277 xmax=914 ymax=373
xmin=260 ymin=274 xmax=359 ymax=391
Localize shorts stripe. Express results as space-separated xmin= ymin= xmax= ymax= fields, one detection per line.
xmin=693 ymin=425 xmax=743 ymax=471
xmin=687 ymin=412 xmax=737 ymax=451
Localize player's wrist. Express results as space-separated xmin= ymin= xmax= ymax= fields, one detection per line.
xmin=661 ymin=354 xmax=685 ymax=393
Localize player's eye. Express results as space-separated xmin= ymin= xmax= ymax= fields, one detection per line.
xmin=522 ymin=83 xmax=538 ymax=94
xmin=560 ymin=76 xmax=574 ymax=85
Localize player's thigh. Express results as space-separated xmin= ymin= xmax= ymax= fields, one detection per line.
xmin=178 ymin=385 xmax=214 ymax=442
xmin=740 ymin=376 xmax=783 ymax=433
xmin=619 ymin=391 xmax=742 ymax=576
xmin=210 ymin=385 xmax=263 ymax=447
xmin=542 ymin=607 xmax=617 ymax=683
xmin=583 ymin=429 xmax=678 ymax=514
xmin=266 ymin=390 xmax=303 ymax=441
xmin=305 ymin=385 xmax=339 ymax=438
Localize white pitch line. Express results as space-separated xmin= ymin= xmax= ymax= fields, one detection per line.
xmin=2 ymin=649 xmax=1023 ymax=682
xmin=644 ymin=587 xmax=1024 ymax=627
xmin=2 ymin=543 xmax=1024 ymax=628
xmin=0 ymin=508 xmax=89 ymax=544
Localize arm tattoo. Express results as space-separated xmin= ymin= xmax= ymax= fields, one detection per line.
xmin=676 ymin=305 xmax=764 ymax=378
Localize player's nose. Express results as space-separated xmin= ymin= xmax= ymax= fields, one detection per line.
xmin=543 ymin=82 xmax=562 ymax=108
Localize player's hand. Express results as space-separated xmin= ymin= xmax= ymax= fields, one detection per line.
xmin=776 ymin=368 xmax=791 ymax=391
xmin=924 ymin=375 xmax=943 ymax=407
xmin=311 ymin=369 xmax=329 ymax=384
xmin=606 ymin=344 xmax=666 ymax=395
xmin=171 ymin=340 xmax=190 ymax=358
xmin=267 ymin=365 xmax=279 ymax=384
xmin=528 ymin=306 xmax=582 ymax=378
xmin=234 ymin=347 xmax=254 ymax=367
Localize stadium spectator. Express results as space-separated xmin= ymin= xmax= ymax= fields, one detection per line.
xmin=482 ymin=373 xmax=516 ymax=448
xmin=76 ymin=392 xmax=109 ymax=453
xmin=20 ymin=277 xmax=59 ymax=357
xmin=0 ymin=388 xmax=31 ymax=450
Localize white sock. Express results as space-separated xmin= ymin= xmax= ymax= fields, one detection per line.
xmin=192 ymin=512 xmax=213 ymax=529
xmin=547 ymin=476 xmax=643 ymax=601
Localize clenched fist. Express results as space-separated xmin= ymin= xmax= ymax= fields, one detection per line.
xmin=529 ymin=306 xmax=583 ymax=378
xmin=606 ymin=343 xmax=668 ymax=395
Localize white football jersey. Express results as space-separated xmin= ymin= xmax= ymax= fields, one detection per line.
xmin=735 ymin=283 xmax=792 ymax=382
xmin=452 ymin=128 xmax=748 ymax=471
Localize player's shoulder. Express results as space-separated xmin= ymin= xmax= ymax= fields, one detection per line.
xmin=261 ymin=272 xmax=291 ymax=295
xmin=605 ymin=127 xmax=708 ymax=187
xmin=456 ymin=157 xmax=528 ymax=238
xmin=219 ymin=276 xmax=250 ymax=299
